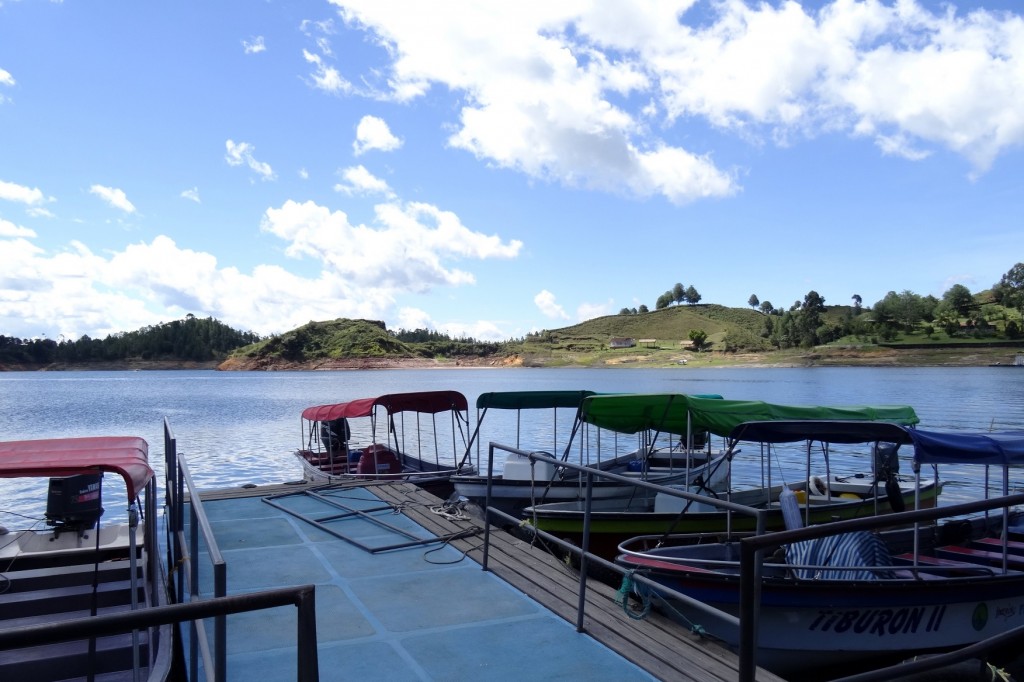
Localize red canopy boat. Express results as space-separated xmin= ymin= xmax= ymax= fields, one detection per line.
xmin=296 ymin=390 xmax=474 ymax=494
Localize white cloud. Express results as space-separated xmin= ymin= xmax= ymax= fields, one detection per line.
xmin=395 ymin=306 xmax=433 ymax=331
xmin=303 ymin=49 xmax=351 ymax=93
xmin=0 ymin=192 xmax=524 ymax=339
xmin=0 ymin=67 xmax=13 ymax=103
xmin=242 ymin=36 xmax=266 ymax=54
xmin=26 ymin=206 xmax=55 ymax=219
xmin=330 ymin=0 xmax=1024 ymax=197
xmin=261 ymin=198 xmax=521 ymax=293
xmin=0 ymin=179 xmax=45 ymax=205
xmin=576 ymin=299 xmax=614 ymax=322
xmin=225 ymin=140 xmax=275 ymax=180
xmin=0 ymin=217 xmax=35 ymax=238
xmin=298 ymin=168 xmax=310 ymax=180
xmin=534 ymin=289 xmax=568 ymax=320
xmin=353 ymin=115 xmax=403 ymax=155
xmin=89 ymin=184 xmax=136 ymax=213
xmin=300 ymin=18 xmax=337 ymax=57
xmin=180 ymin=187 xmax=201 ymax=203
xmin=333 ymin=165 xmax=393 ymax=196
xmin=394 ymin=307 xmax=508 ymax=341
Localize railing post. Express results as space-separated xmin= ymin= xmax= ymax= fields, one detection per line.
xmin=295 ymin=585 xmax=319 ymax=682
xmin=482 ymin=442 xmax=495 ymax=572
xmin=575 ymin=469 xmax=594 ymax=632
xmin=215 ymin=561 xmax=227 ymax=681
xmin=738 ymin=538 xmax=756 ymax=682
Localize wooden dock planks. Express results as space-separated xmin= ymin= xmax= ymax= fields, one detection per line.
xmin=372 ymin=482 xmax=785 ymax=682
xmin=196 ymin=479 xmax=785 ymax=681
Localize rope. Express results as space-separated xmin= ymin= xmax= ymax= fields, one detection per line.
xmin=423 ymin=526 xmax=484 ymax=565
xmin=615 ymin=570 xmax=651 ymax=620
xmin=616 ymin=570 xmax=723 ymax=641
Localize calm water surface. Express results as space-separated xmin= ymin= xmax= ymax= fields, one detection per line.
xmin=2 ymin=367 xmax=1022 ymax=525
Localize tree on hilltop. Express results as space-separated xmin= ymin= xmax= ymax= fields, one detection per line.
xmin=941 ymin=284 xmax=975 ymax=318
xmin=748 ymin=294 xmax=759 ymax=310
xmin=672 ymin=282 xmax=685 ymax=304
xmin=994 ymin=263 xmax=1024 ymax=322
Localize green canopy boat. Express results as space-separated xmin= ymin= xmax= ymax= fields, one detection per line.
xmin=524 ymin=395 xmax=933 ymax=559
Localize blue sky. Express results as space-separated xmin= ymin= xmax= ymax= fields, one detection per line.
xmin=1 ymin=0 xmax=1022 ymax=342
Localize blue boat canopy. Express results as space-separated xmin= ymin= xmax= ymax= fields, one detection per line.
xmin=727 ymin=420 xmax=1024 ymax=467
xmin=907 ymin=429 xmax=1024 ymax=467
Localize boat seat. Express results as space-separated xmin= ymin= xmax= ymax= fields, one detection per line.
xmin=934 ymin=544 xmax=1024 ymax=570
xmin=892 ymin=552 xmax=1003 ymax=576
xmin=972 ymin=536 xmax=1024 ymax=554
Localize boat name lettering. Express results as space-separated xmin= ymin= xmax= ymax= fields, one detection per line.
xmin=809 ymin=605 xmax=946 ymax=636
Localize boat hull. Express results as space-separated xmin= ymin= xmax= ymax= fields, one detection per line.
xmin=295 ymin=448 xmax=471 ymax=498
xmin=617 ymin=538 xmax=1024 ymax=678
xmin=524 ymin=478 xmax=940 ymax=560
xmin=453 ymin=452 xmax=730 ymax=517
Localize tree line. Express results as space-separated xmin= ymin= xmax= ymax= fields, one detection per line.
xmin=620 ymin=263 xmax=1024 ymax=351
xmin=0 ymin=315 xmax=262 ymax=365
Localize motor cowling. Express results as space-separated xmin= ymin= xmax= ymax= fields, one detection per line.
xmin=357 ymin=444 xmax=403 ymax=475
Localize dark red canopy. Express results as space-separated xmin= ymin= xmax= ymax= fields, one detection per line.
xmin=301 ymin=390 xmax=469 ymax=422
xmin=0 ymin=436 xmax=153 ymax=500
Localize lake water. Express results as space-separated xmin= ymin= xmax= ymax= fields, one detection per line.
xmin=2 ymin=366 xmax=1023 ymax=526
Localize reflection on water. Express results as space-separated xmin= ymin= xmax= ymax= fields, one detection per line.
xmin=1 ymin=366 xmax=1022 ymax=526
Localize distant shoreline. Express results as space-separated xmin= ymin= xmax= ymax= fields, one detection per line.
xmin=2 ymin=344 xmax=1021 ymax=371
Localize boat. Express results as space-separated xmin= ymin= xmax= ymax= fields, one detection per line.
xmin=0 ymin=436 xmax=173 ymax=681
xmin=451 ymin=390 xmax=730 ymax=515
xmin=522 ymin=394 xmax=935 ymax=558
xmin=615 ymin=421 xmax=1024 ymax=679
xmin=295 ymin=390 xmax=474 ymax=496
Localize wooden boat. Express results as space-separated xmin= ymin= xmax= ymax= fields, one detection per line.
xmin=615 ymin=421 xmax=1024 ymax=679
xmin=295 ymin=390 xmax=474 ymax=496
xmin=522 ymin=395 xmax=932 ymax=558
xmin=0 ymin=436 xmax=173 ymax=681
xmin=451 ymin=390 xmax=730 ymax=515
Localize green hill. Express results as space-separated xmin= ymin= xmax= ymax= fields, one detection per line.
xmin=219 ymin=302 xmax=1024 ymax=370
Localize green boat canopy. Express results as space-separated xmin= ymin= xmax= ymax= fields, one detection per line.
xmin=579 ymin=394 xmax=919 ymax=438
xmin=475 ymin=390 xmax=595 ymax=411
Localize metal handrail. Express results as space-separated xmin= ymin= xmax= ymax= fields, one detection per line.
xmin=737 ymin=491 xmax=1024 ymax=682
xmin=0 ymin=586 xmax=319 ymax=682
xmin=478 ymin=442 xmax=1024 ymax=682
xmin=481 ymin=443 xmax=759 ymax=633
xmin=164 ymin=417 xmax=227 ymax=681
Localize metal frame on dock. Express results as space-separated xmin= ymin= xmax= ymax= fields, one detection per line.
xmin=163 ymin=418 xmax=320 ymax=682
xmin=262 ymin=483 xmax=479 ymax=553
xmin=479 ymin=443 xmax=1024 ymax=682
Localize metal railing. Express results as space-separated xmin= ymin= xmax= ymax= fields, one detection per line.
xmin=480 ymin=442 xmax=764 ymax=632
xmin=0 ymin=586 xmax=319 ymax=682
xmin=478 ymin=443 xmax=1024 ymax=682
xmin=164 ymin=417 xmax=320 ymax=681
xmin=736 ymin=492 xmax=1024 ymax=682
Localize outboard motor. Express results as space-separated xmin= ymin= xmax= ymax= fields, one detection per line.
xmin=875 ymin=443 xmax=904 ymax=512
xmin=45 ymin=473 xmax=103 ymax=538
xmin=320 ymin=417 xmax=351 ymax=452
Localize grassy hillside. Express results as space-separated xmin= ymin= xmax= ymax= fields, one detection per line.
xmin=518 ymin=304 xmax=771 ymax=366
xmin=219 ymin=304 xmax=1024 ymax=370
xmin=232 ymin=319 xmax=418 ymax=363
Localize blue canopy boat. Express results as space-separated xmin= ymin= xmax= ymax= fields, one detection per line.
xmin=616 ymin=421 xmax=1024 ymax=679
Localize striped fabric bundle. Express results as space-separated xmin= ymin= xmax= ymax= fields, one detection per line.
xmin=785 ymin=531 xmax=893 ymax=581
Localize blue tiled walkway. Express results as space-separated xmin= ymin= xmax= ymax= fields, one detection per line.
xmin=192 ymin=486 xmax=656 ymax=681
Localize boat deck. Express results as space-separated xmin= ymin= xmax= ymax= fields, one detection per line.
xmin=190 ymin=480 xmax=785 ymax=681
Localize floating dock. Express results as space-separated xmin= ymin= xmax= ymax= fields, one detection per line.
xmin=189 ymin=480 xmax=785 ymax=681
